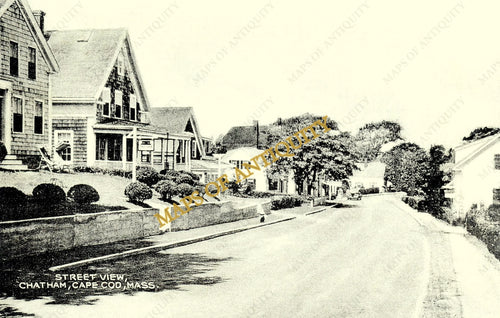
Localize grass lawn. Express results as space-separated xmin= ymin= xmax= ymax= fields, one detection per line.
xmin=0 ymin=171 xmax=139 ymax=209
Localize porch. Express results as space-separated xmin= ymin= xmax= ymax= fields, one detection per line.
xmin=91 ymin=124 xmax=193 ymax=172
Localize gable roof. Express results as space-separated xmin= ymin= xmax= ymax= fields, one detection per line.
xmin=454 ymin=133 xmax=499 ymax=170
xmin=149 ymin=107 xmax=194 ymax=134
xmin=149 ymin=107 xmax=206 ymax=157
xmin=46 ymin=28 xmax=149 ymax=108
xmin=0 ymin=0 xmax=58 ymax=73
xmin=222 ymin=125 xmax=269 ymax=150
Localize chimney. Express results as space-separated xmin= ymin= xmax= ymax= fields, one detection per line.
xmin=33 ymin=10 xmax=46 ymax=33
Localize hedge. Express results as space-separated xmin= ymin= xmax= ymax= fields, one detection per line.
xmin=466 ymin=204 xmax=500 ymax=260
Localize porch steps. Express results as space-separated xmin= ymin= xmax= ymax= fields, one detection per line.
xmin=0 ymin=155 xmax=29 ymax=171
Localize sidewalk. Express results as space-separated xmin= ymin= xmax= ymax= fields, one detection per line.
xmin=392 ymin=195 xmax=500 ymax=318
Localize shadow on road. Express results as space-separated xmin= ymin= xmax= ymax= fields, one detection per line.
xmin=1 ymin=250 xmax=231 ymax=306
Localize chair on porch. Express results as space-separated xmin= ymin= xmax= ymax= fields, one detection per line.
xmin=38 ymin=147 xmax=71 ymax=173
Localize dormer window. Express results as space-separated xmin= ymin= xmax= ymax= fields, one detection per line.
xmin=115 ymin=90 xmax=122 ymax=118
xmin=130 ymin=94 xmax=137 ymax=121
xmin=117 ymin=54 xmax=125 ymax=76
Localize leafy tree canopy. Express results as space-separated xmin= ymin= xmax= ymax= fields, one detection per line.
xmin=355 ymin=120 xmax=403 ymax=162
xmin=266 ymin=114 xmax=357 ymax=195
xmin=382 ymin=142 xmax=429 ymax=196
xmin=463 ymin=127 xmax=500 ymax=142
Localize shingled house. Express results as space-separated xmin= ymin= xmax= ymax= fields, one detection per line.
xmin=0 ymin=0 xmax=58 ymax=170
xmin=221 ymin=122 xmax=269 ymax=151
xmin=149 ymin=107 xmax=213 ymax=174
xmin=46 ymin=28 xmax=158 ymax=170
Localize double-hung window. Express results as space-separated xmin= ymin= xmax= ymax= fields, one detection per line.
xmin=115 ymin=90 xmax=123 ymax=118
xmin=129 ymin=94 xmax=137 ymax=121
xmin=10 ymin=42 xmax=18 ymax=77
xmin=495 ymin=154 xmax=500 ymax=170
xmin=34 ymin=101 xmax=43 ymax=134
xmin=101 ymin=87 xmax=111 ymax=116
xmin=12 ymin=97 xmax=23 ymax=133
xmin=28 ymin=47 xmax=36 ymax=80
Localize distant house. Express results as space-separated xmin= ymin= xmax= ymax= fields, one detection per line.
xmin=222 ymin=147 xmax=269 ymax=192
xmin=0 ymin=0 xmax=59 ymax=170
xmin=46 ymin=28 xmax=155 ymax=170
xmin=221 ymin=146 xmax=296 ymax=193
xmin=221 ymin=122 xmax=269 ymax=151
xmin=349 ymin=161 xmax=386 ymax=191
xmin=444 ymin=133 xmax=500 ymax=218
xmin=149 ymin=107 xmax=212 ymax=172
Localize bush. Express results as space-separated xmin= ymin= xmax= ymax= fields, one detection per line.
xmin=124 ymin=182 xmax=152 ymax=203
xmin=271 ymin=196 xmax=304 ymax=210
xmin=466 ymin=205 xmax=500 ymax=260
xmin=359 ymin=187 xmax=380 ymax=195
xmin=72 ymin=166 xmax=132 ymax=178
xmin=177 ymin=183 xmax=194 ymax=197
xmin=176 ymin=173 xmax=196 ymax=185
xmin=0 ymin=187 xmax=27 ymax=207
xmin=246 ymin=191 xmax=276 ymax=198
xmin=0 ymin=141 xmax=6 ymax=162
xmin=160 ymin=169 xmax=181 ymax=179
xmin=402 ymin=196 xmax=425 ymax=210
xmin=154 ymin=180 xmax=177 ymax=201
xmin=32 ymin=183 xmax=66 ymax=204
xmin=68 ymin=184 xmax=100 ymax=204
xmin=488 ymin=204 xmax=500 ymax=222
xmin=137 ymin=166 xmax=161 ymax=187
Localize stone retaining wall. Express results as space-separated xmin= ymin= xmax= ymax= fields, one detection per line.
xmin=0 ymin=208 xmax=160 ymax=259
xmin=170 ymin=200 xmax=272 ymax=231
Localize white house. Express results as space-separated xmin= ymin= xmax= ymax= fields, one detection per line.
xmin=222 ymin=147 xmax=269 ymax=192
xmin=444 ymin=133 xmax=500 ymax=218
xmin=349 ymin=161 xmax=386 ymax=192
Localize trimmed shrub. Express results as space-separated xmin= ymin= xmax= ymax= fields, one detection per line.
xmin=32 ymin=183 xmax=66 ymax=204
xmin=177 ymin=183 xmax=194 ymax=197
xmin=68 ymin=184 xmax=100 ymax=204
xmin=0 ymin=141 xmax=6 ymax=162
xmin=466 ymin=205 xmax=500 ymax=260
xmin=0 ymin=187 xmax=27 ymax=206
xmin=359 ymin=187 xmax=380 ymax=195
xmin=137 ymin=166 xmax=161 ymax=187
xmin=154 ymin=180 xmax=177 ymax=201
xmin=246 ymin=191 xmax=276 ymax=198
xmin=124 ymin=182 xmax=152 ymax=203
xmin=271 ymin=196 xmax=304 ymax=210
xmin=160 ymin=169 xmax=181 ymax=179
xmin=176 ymin=173 xmax=196 ymax=185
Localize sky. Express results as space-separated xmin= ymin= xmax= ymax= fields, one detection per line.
xmin=28 ymin=0 xmax=500 ymax=148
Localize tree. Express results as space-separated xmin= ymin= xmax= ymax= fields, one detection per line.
xmin=463 ymin=127 xmax=500 ymax=142
xmin=266 ymin=114 xmax=357 ymax=196
xmin=422 ymin=145 xmax=452 ymax=218
xmin=382 ymin=142 xmax=429 ymax=196
xmin=354 ymin=121 xmax=402 ymax=162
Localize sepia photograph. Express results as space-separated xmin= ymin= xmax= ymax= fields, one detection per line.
xmin=0 ymin=0 xmax=499 ymax=317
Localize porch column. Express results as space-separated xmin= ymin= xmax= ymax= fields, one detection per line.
xmin=132 ymin=127 xmax=137 ymax=181
xmin=122 ymin=133 xmax=127 ymax=170
xmin=0 ymin=81 xmax=12 ymax=153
